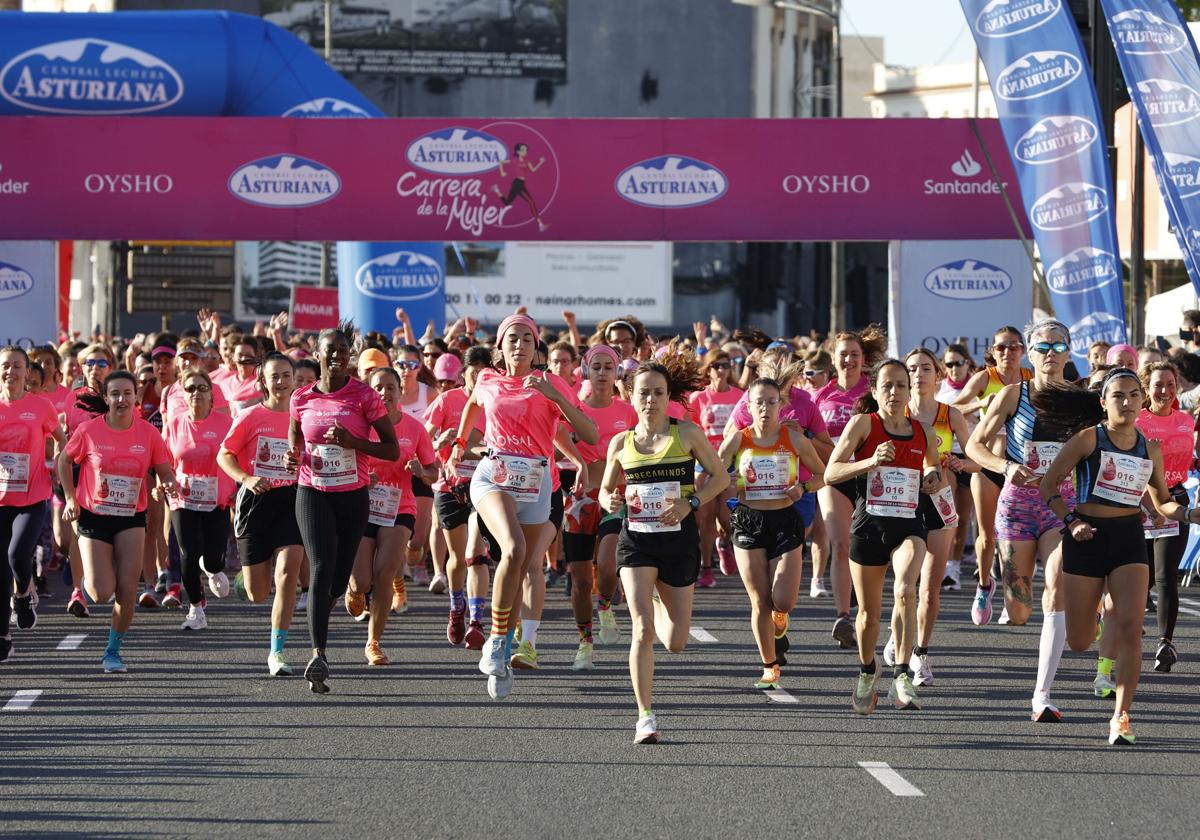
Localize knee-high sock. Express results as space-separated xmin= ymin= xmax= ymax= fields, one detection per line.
xmin=1035 ymin=610 xmax=1066 ymax=697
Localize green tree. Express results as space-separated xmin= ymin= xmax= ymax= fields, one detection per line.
xmin=1179 ymin=2 xmax=1200 ymax=22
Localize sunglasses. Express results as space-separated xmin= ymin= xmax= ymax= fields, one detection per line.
xmin=1030 ymin=341 xmax=1069 ymax=355
xmin=710 ymin=362 xmax=731 ymax=370
xmin=944 ymin=360 xmax=966 ymax=368
xmin=803 ymin=369 xmax=826 ymax=378
xmin=183 ymin=384 xmax=211 ymax=394
xmin=237 ymin=357 xmax=258 ymax=365
xmin=395 ymin=360 xmax=421 ymax=371
xmin=423 ymin=351 xmax=442 ymax=359
xmin=84 ymin=359 xmax=110 ymax=368
xmin=993 ymin=343 xmax=1023 ymax=352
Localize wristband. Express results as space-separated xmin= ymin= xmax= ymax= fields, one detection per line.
xmin=1046 ymin=494 xmax=1062 ymax=506
xmin=452 ymin=437 xmax=467 ymax=450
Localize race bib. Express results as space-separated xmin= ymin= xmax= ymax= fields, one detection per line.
xmin=1022 ymin=441 xmax=1062 ymax=478
xmin=178 ymin=473 xmax=218 ymax=512
xmin=452 ymin=457 xmax=480 ymax=482
xmin=865 ymin=467 xmax=919 ymax=519
xmin=1142 ymin=508 xmax=1179 ymax=539
xmin=626 ymin=481 xmax=681 ymax=533
xmin=0 ymin=452 xmax=30 ymax=494
xmin=1092 ymin=450 xmax=1153 ymax=507
xmin=741 ymin=452 xmax=791 ymax=501
xmin=368 ymin=483 xmax=402 ymax=528
xmin=254 ymin=436 xmax=297 ymax=483
xmin=703 ymin=403 xmax=734 ymax=438
xmin=491 ymin=453 xmax=544 ymax=502
xmin=930 ymin=484 xmax=959 ymax=529
xmin=93 ymin=472 xmax=142 ymax=517
xmin=308 ymin=443 xmax=357 ymax=489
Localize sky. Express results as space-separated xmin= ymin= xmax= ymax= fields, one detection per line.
xmin=841 ymin=0 xmax=976 ymax=68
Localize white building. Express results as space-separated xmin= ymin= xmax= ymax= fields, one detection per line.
xmin=254 ymin=241 xmax=332 ymax=287
xmin=866 ymin=59 xmax=994 ymax=119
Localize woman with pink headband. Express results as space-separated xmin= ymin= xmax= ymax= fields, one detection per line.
xmin=449 ymin=314 xmax=597 ymax=700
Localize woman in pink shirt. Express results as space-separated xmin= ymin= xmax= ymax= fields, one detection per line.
xmin=162 ymin=369 xmax=235 ymax=633
xmin=345 ymin=367 xmax=437 ymax=666
xmin=218 ymin=353 xmax=304 ymax=677
xmin=449 ymin=314 xmax=597 ymax=699
xmin=218 ymin=336 xmax=263 ymax=417
xmin=161 ymin=339 xmax=230 ymax=427
xmin=59 ymin=370 xmax=177 ymax=674
xmin=1 ymin=347 xmax=65 ymax=661
xmin=284 ymin=323 xmax=399 ymax=694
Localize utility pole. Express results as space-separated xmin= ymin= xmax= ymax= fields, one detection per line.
xmin=320 ymin=0 xmax=334 ymax=288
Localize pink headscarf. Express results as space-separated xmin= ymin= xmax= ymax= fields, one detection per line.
xmin=497 ymin=314 xmax=539 ymax=343
xmin=1105 ymin=343 xmax=1137 ymax=366
xmin=583 ymin=344 xmax=621 ymax=368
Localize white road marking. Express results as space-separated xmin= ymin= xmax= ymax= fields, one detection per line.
xmin=858 ymin=761 xmax=925 ymax=797
xmin=689 ymin=626 xmax=718 ymax=643
xmin=3 ymin=690 xmax=43 ymax=712
xmin=1177 ymin=605 xmax=1200 ymax=618
xmin=765 ymin=688 xmax=798 ymax=704
xmin=57 ymin=634 xmax=87 ymax=651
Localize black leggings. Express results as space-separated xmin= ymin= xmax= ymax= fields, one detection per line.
xmin=170 ymin=507 xmax=230 ymax=606
xmin=296 ymin=486 xmax=369 ymax=650
xmin=1148 ymin=529 xmax=1187 ymax=642
xmin=1 ymin=500 xmax=49 ymax=635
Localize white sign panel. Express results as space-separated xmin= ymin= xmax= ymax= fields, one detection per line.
xmin=445 ymin=242 xmax=672 ymax=327
xmin=0 ymin=241 xmax=56 ymax=348
xmin=888 ymin=240 xmax=1033 ymax=362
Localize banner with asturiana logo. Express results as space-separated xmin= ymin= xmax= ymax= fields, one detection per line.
xmin=1098 ymin=1 xmax=1200 ymax=297
xmin=960 ymin=0 xmax=1127 ymax=369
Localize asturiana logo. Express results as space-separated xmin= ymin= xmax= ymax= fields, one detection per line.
xmin=405 ymin=128 xmax=507 ymax=176
xmin=354 ymin=251 xmax=443 ymax=301
xmin=1046 ymin=247 xmax=1118 ymax=295
xmin=282 ymin=98 xmax=371 ymax=118
xmin=974 ymin=0 xmax=1061 ymax=39
xmin=1069 ymin=312 xmax=1126 ymax=358
xmin=1030 ymin=182 xmax=1108 ymax=231
xmin=1110 ymin=8 xmax=1186 ymax=55
xmin=1137 ymin=78 xmax=1200 ymax=127
xmin=616 ymin=156 xmax=728 ymax=208
xmin=995 ymin=50 xmax=1081 ymax=100
xmin=923 ymin=259 xmax=1013 ymax=301
xmin=228 ymin=155 xmax=340 ymax=208
xmin=1013 ymin=115 xmax=1098 ymax=165
xmin=0 ymin=261 xmax=34 ymax=301
xmin=1165 ymin=152 xmax=1200 ymax=198
xmin=0 ymin=38 xmax=183 ymax=115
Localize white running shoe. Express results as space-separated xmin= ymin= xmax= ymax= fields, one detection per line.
xmin=487 ymin=665 xmax=513 ymax=700
xmin=206 ymin=571 xmax=231 ymax=599
xmin=428 ymin=573 xmax=448 ymax=594
xmin=411 ymin=565 xmax=430 ymax=587
xmin=267 ymin=652 xmax=293 ymax=676
xmin=597 ymin=608 xmax=620 ymax=645
xmin=910 ymin=652 xmax=934 ymax=687
xmin=572 ymin=641 xmax=595 ymax=671
xmin=941 ymin=560 xmax=961 ymax=591
xmin=296 ymin=591 xmax=308 ymax=612
xmin=1031 ymin=691 xmax=1062 ymax=723
xmin=882 ymin=634 xmax=897 ymax=667
xmin=478 ymin=634 xmax=507 ymax=676
xmin=634 ymin=713 xmax=659 ymax=744
xmin=181 ymin=604 xmax=207 ymax=631
xmin=809 ymin=578 xmax=830 ymax=598
xmin=1093 ymin=671 xmax=1116 ymax=698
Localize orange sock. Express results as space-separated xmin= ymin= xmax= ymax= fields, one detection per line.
xmin=491 ymin=605 xmax=511 ymax=637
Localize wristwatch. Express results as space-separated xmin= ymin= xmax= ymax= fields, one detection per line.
xmin=1062 ymin=512 xmax=1079 ymax=528
xmin=688 ymin=495 xmax=701 ymax=511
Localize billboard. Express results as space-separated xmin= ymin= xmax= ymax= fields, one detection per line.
xmin=0 ymin=240 xmax=56 ymax=348
xmin=261 ymin=0 xmax=567 ymax=79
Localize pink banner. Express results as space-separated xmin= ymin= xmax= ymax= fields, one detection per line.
xmin=0 ymin=117 xmax=1029 ymax=241
xmin=289 ymin=285 xmax=338 ymax=331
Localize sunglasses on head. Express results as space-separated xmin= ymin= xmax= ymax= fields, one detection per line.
xmin=1030 ymin=341 xmax=1069 ymax=355
xmin=395 ymin=360 xmax=421 ymax=371
xmin=803 ymin=369 xmax=825 ymax=378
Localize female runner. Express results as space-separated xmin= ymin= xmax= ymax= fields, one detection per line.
xmin=394 ymin=344 xmax=438 ymax=594
xmin=936 ymin=343 xmax=977 ymax=591
xmin=688 ymin=348 xmax=743 ymax=585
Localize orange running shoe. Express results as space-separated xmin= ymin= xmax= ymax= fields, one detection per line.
xmin=345 ymin=589 xmax=366 ymax=619
xmin=772 ymin=610 xmax=789 ymax=639
xmin=391 ymin=578 xmax=408 ymax=615
xmin=365 ymin=640 xmax=390 ymax=666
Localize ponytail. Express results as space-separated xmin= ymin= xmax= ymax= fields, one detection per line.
xmin=1030 ymin=382 xmax=1103 ymax=439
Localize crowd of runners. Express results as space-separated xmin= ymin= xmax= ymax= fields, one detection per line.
xmin=2 ymin=306 xmax=1198 ymax=747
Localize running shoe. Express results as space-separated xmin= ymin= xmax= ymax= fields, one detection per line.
xmin=12 ymin=588 xmax=38 ymax=631
xmin=832 ymin=614 xmax=856 ymax=649
xmin=772 ymin=610 xmax=789 ymax=639
xmin=365 ymin=640 xmax=390 ymax=666
xmin=487 ymin=665 xmax=514 ymax=700
xmin=67 ymin=588 xmax=89 ymax=618
xmin=941 ymin=559 xmax=961 ymax=591
xmin=447 ymin=607 xmax=467 ymax=646
xmin=478 ymin=635 xmax=507 ymax=676
xmin=181 ymin=604 xmax=208 ymax=631
xmin=998 ymin=607 xmax=1011 ymax=625
xmin=716 ymin=538 xmax=737 ymax=576
xmin=155 ymin=570 xmax=168 ymax=595
xmin=1154 ymin=639 xmax=1177 ymax=673
xmin=910 ymin=652 xmax=935 ymax=687
xmin=634 ymin=713 xmax=659 ymax=744
xmin=1108 ymin=711 xmax=1136 ymax=746
xmin=1031 ymin=693 xmax=1062 ymax=723
xmin=137 ymin=589 xmax=159 ymax=609
xmin=390 ymin=580 xmax=408 ymax=615
xmin=429 ymin=573 xmax=448 ymax=594
xmin=0 ymin=636 xmax=10 ymax=664
xmin=696 ymin=566 xmax=716 ymax=589
xmin=572 ymin=641 xmax=595 ymax=671
xmin=755 ymin=663 xmax=781 ymax=690
xmin=851 ymin=671 xmax=879 ymax=716
xmin=464 ymin=620 xmax=486 ymax=650
xmin=511 ymin=639 xmax=540 ymax=670
xmin=1094 ymin=613 xmax=1103 ymax=642
xmin=35 ymin=575 xmax=50 ymax=598
xmin=809 ymin=577 xmax=830 ymax=598
xmin=268 ymin=652 xmax=293 ymax=677
xmin=882 ymin=634 xmax=896 ymax=667
xmin=1093 ymin=671 xmax=1116 ymax=699
xmin=345 ymin=589 xmax=366 ymax=620
xmin=971 ymin=579 xmax=996 ymax=626
xmin=206 ymin=571 xmax=231 ymax=599
xmin=888 ymin=673 xmax=921 ymax=710
xmin=304 ymin=654 xmax=330 ymax=694
xmin=102 ymin=651 xmax=127 ymax=673
xmin=48 ymin=550 xmax=65 ymax=572
xmin=411 ymin=564 xmax=430 ymax=588
xmin=563 ymin=572 xmax=573 ymax=597
xmin=598 ymin=608 xmax=620 ymax=645
xmin=234 ymin=570 xmax=248 ymax=602
xmin=161 ymin=584 xmax=183 ymax=609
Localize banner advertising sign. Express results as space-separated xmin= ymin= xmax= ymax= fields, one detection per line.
xmin=0 ymin=116 xmax=1031 ymax=243
xmin=0 ymin=240 xmax=56 ymax=348
xmin=445 ymin=242 xmax=672 ymax=326
xmin=261 ymin=0 xmax=567 ymax=80
xmin=1099 ymin=2 xmax=1200 ymax=296
xmin=289 ymin=284 xmax=339 ymax=332
xmin=887 ymin=240 xmax=1033 ymax=361
xmin=960 ymin=0 xmax=1128 ymax=370
xmin=337 ymin=241 xmax=446 ymax=335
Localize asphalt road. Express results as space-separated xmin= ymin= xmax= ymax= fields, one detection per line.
xmin=3 ymin=558 xmax=1199 ymax=839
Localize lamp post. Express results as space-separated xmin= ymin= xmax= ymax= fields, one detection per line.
xmin=320 ymin=0 xmax=334 ymax=287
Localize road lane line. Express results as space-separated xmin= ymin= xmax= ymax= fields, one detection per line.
xmin=3 ymin=690 xmax=43 ymax=712
xmin=858 ymin=762 xmax=924 ymax=797
xmin=689 ymin=626 xmax=718 ymax=643
xmin=1177 ymin=605 xmax=1200 ymax=617
xmin=765 ymin=688 xmax=799 ymax=704
xmin=57 ymin=634 xmax=87 ymax=651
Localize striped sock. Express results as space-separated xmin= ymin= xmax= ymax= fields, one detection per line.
xmin=394 ymin=577 xmax=406 ymax=598
xmin=578 ymin=622 xmax=593 ymax=643
xmin=491 ymin=605 xmax=511 ymax=637
xmin=597 ymin=593 xmax=612 ymax=611
xmin=468 ymin=596 xmax=487 ymax=624
xmin=450 ymin=589 xmax=466 ymax=613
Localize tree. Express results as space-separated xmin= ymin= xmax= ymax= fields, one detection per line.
xmin=1179 ymin=2 xmax=1200 ymax=22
